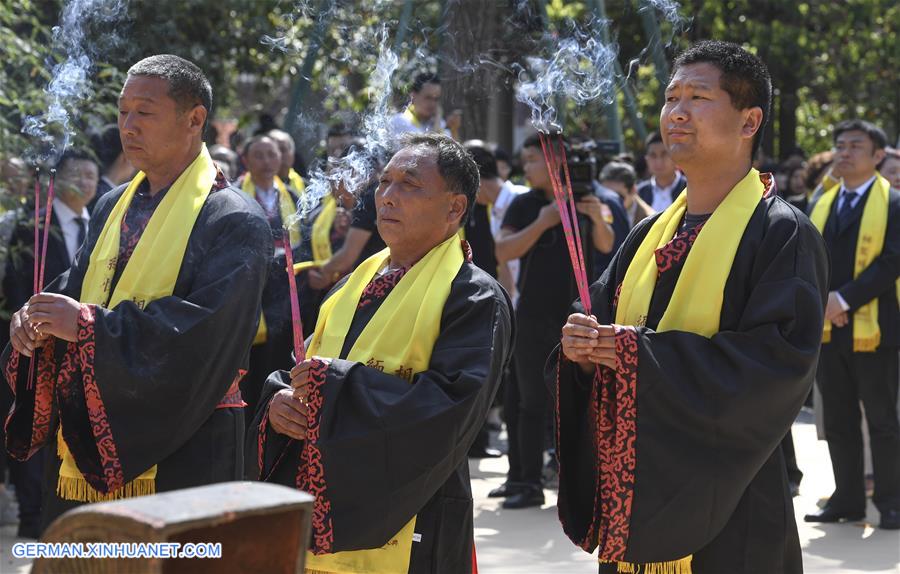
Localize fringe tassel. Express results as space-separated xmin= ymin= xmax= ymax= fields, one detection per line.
xmin=305 ymin=569 xmax=340 ymax=574
xmin=853 ymin=334 xmax=880 ymax=352
xmin=601 ymin=555 xmax=692 ymax=574
xmin=57 ymin=475 xmax=155 ymax=503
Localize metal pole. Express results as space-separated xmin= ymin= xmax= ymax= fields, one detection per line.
xmin=394 ymin=0 xmax=414 ymax=52
xmin=639 ymin=0 xmax=670 ymax=93
xmin=284 ymin=0 xmax=333 ymax=134
xmin=591 ymin=0 xmax=622 ymax=147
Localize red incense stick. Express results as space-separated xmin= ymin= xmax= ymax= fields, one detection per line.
xmin=32 ymin=168 xmax=40 ymax=295
xmin=282 ymin=229 xmax=306 ymax=363
xmin=37 ymin=169 xmax=56 ymax=291
xmin=538 ymin=132 xmax=592 ymax=314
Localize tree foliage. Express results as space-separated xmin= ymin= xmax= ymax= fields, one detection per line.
xmin=2 ymin=0 xmax=897 ymax=166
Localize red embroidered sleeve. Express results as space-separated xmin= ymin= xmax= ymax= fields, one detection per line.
xmin=4 ymin=343 xmax=57 ymax=461
xmin=296 ymin=356 xmax=335 ymax=554
xmin=73 ymin=303 xmax=126 ymax=493
xmin=595 ymin=325 xmax=639 ymax=562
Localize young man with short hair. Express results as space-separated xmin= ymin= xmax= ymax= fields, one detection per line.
xmin=557 ymin=41 xmax=828 ymax=572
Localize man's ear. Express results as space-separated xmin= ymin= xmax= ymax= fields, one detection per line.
xmin=449 ymin=194 xmax=467 ymax=226
xmin=741 ymin=107 xmax=764 ymax=142
xmin=873 ymin=148 xmax=886 ymax=165
xmin=188 ymin=105 xmax=207 ymax=135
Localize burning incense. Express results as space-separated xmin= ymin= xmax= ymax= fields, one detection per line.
xmin=282 ymin=229 xmax=306 ymax=363
xmin=538 ymin=132 xmax=592 ymax=314
xmin=37 ymin=169 xmax=57 ymax=291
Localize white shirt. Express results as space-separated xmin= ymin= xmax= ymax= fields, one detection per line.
xmin=490 ymin=180 xmax=528 ymax=307
xmin=649 ymin=173 xmax=685 ymax=212
xmin=838 ymin=174 xmax=877 ymax=213
xmin=52 ymin=198 xmax=90 ymax=263
xmin=255 ymin=185 xmax=279 ymax=216
xmin=389 ymin=109 xmax=450 ymax=137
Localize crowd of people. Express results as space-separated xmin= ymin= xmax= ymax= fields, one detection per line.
xmin=0 ymin=39 xmax=897 ymax=573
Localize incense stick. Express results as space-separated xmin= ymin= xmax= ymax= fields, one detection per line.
xmin=37 ymin=169 xmax=56 ymax=291
xmin=538 ymin=132 xmax=592 ymax=314
xmin=282 ymin=229 xmax=306 ymax=363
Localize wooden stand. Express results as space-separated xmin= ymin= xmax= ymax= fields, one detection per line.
xmin=33 ymin=481 xmax=313 ymax=574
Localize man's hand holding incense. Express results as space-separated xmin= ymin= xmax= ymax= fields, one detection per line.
xmin=9 ymin=305 xmax=49 ymax=357
xmin=23 ymin=293 xmax=81 ymax=343
xmin=561 ymin=313 xmax=617 ymax=374
xmin=269 ymin=359 xmax=315 ymax=440
xmin=269 ymin=389 xmax=308 ymax=440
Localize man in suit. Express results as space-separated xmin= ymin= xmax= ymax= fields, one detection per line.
xmin=0 ymin=148 xmax=96 ymax=537
xmin=804 ymin=120 xmax=900 ymax=530
xmin=89 ymin=124 xmax=133 ymax=214
xmin=637 ymin=131 xmax=687 ymax=212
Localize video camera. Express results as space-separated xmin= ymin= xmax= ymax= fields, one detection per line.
xmin=560 ymin=139 xmax=621 ymax=198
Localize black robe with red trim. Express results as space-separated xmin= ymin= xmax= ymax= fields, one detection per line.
xmin=2 ymin=173 xmax=272 ymax=527
xmin=247 ymin=248 xmax=514 ymax=574
xmin=553 ymin=194 xmax=829 ymax=573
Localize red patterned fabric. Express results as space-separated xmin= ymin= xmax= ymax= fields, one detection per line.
xmin=461 ymin=238 xmax=474 ymax=263
xmin=358 ymin=267 xmax=408 ymax=310
xmin=257 ymin=399 xmax=272 ymax=480
xmin=217 ymin=369 xmax=247 ymax=409
xmin=595 ymin=326 xmax=639 ymax=561
xmin=297 ymin=357 xmax=335 ymax=554
xmin=74 ymin=303 xmax=126 ymax=493
xmin=3 ymin=349 xmax=18 ymax=392
xmin=4 ymin=344 xmax=56 ymax=461
xmin=654 ymin=221 xmax=705 ymax=275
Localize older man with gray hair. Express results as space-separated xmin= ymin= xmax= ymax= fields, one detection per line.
xmin=249 ymin=133 xmax=514 ymax=573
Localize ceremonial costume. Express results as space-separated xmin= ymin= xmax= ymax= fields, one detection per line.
xmin=249 ymin=236 xmax=514 ymax=573
xmin=555 ymin=171 xmax=829 ymax=573
xmin=3 ymin=147 xmax=272 ymax=526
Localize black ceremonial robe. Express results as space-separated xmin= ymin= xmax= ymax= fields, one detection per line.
xmin=553 ymin=195 xmax=829 ymax=573
xmin=248 ymin=252 xmax=514 ymax=574
xmin=3 ymin=172 xmax=272 ymax=527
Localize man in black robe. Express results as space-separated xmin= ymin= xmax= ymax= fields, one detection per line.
xmin=555 ymin=41 xmax=828 ymax=573
xmin=4 ymin=55 xmax=271 ymax=531
xmin=248 ymin=133 xmax=513 ymax=573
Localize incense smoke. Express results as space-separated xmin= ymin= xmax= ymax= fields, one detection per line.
xmin=290 ymin=27 xmax=400 ymax=221
xmin=516 ymin=0 xmax=689 ymax=133
xmin=21 ymin=0 xmax=128 ymax=165
xmin=516 ymin=20 xmax=619 ymax=132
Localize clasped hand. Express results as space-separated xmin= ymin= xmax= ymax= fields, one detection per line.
xmin=9 ymin=293 xmax=81 ymax=357
xmin=269 ymin=360 xmax=314 ymax=440
xmin=560 ymin=313 xmax=617 ymax=374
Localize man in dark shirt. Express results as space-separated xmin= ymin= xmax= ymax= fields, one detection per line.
xmin=493 ymin=133 xmax=615 ymax=508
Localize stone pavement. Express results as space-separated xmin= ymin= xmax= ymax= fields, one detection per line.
xmin=2 ymin=413 xmax=898 ymax=573
xmin=470 ymin=412 xmax=900 ymax=573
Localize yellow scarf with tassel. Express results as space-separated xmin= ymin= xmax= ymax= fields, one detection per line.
xmin=809 ymin=173 xmax=894 ymax=351
xmin=292 ymin=194 xmax=338 ymax=275
xmin=304 ymin=233 xmax=464 ymax=574
xmin=610 ymin=169 xmax=765 ymax=573
xmin=57 ymin=145 xmax=216 ymax=502
xmin=240 ymin=174 xmax=301 ymax=246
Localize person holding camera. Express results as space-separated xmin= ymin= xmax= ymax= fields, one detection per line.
xmin=492 ymin=133 xmax=615 ymax=509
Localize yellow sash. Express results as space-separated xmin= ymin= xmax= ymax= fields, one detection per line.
xmin=289 ymin=168 xmax=307 ymax=195
xmin=57 ymin=145 xmax=216 ymax=502
xmin=610 ymin=169 xmax=765 ymax=573
xmin=809 ymin=173 xmax=893 ymax=351
xmin=240 ymin=174 xmax=301 ymax=246
xmin=293 ymin=194 xmax=338 ymax=275
xmin=402 ymin=105 xmax=422 ymax=129
xmin=304 ymin=234 xmax=464 ymax=574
